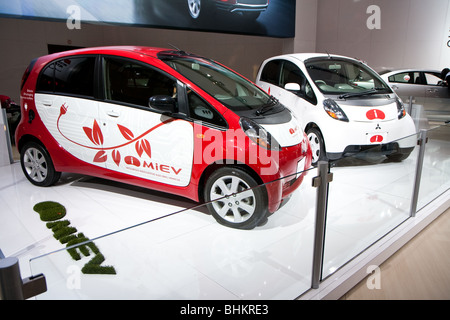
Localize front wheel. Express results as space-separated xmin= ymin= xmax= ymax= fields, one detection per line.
xmin=205 ymin=167 xmax=268 ymax=229
xmin=20 ymin=141 xmax=61 ymax=187
xmin=187 ymin=0 xmax=202 ymax=19
xmin=307 ymin=128 xmax=326 ymax=165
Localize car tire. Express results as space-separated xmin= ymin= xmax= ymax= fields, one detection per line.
xmin=187 ymin=0 xmax=202 ymax=19
xmin=307 ymin=127 xmax=326 ymax=165
xmin=205 ymin=167 xmax=268 ymax=230
xmin=20 ymin=141 xmax=61 ymax=187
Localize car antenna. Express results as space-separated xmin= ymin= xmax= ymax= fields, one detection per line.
xmin=168 ymin=43 xmax=186 ymax=54
xmin=326 ymin=51 xmax=332 ymax=59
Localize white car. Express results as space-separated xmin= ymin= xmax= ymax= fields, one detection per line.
xmin=256 ymin=53 xmax=417 ymax=165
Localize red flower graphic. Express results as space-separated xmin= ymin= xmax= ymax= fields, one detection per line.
xmin=135 ymin=139 xmax=151 ymax=158
xmin=56 ymin=104 xmax=175 ymax=166
xmin=83 ymin=120 xmax=104 ymax=146
xmin=93 ymin=150 xmax=107 ymax=162
xmin=118 ymin=124 xmax=134 ymax=141
xmin=112 ymin=149 xmax=121 ymax=167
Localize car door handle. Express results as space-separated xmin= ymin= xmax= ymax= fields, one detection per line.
xmin=42 ymin=100 xmax=53 ymax=106
xmin=426 ymin=89 xmax=438 ymax=93
xmin=106 ymin=110 xmax=120 ymax=117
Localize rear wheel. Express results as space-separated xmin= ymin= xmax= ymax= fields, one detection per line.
xmin=20 ymin=142 xmax=61 ymax=187
xmin=205 ymin=167 xmax=268 ymax=229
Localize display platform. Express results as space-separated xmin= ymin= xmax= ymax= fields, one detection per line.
xmin=0 ymin=132 xmax=449 ymax=299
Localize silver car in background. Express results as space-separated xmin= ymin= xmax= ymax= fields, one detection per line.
xmin=380 ymin=69 xmax=449 ymax=122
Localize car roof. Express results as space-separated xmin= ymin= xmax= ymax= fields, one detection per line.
xmin=380 ymin=69 xmax=441 ymax=76
xmin=39 ymin=46 xmax=172 ymax=61
xmin=265 ymin=53 xmax=359 ymax=63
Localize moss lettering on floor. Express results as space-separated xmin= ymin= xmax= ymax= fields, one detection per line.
xmin=33 ymin=201 xmax=116 ymax=275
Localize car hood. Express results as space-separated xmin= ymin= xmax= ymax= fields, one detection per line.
xmin=334 ymin=96 xmax=400 ymax=122
xmin=235 ymin=105 xmax=303 ymax=147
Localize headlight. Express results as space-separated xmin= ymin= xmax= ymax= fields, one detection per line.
xmin=396 ymin=98 xmax=407 ymax=119
xmin=240 ymin=117 xmax=280 ymax=151
xmin=323 ymin=99 xmax=349 ymax=122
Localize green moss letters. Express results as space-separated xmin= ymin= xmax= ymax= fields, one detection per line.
xmin=34 ymin=201 xmax=116 ymax=275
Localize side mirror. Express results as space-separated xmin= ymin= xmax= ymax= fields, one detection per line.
xmin=284 ymin=83 xmax=301 ymax=92
xmin=149 ymin=95 xmax=176 ymax=113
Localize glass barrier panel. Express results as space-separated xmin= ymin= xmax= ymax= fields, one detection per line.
xmin=321 ymin=132 xmax=420 ymax=279
xmin=416 ymin=124 xmax=450 ymax=210
xmin=28 ymin=166 xmax=317 ymax=300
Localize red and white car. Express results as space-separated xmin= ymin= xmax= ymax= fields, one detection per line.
xmin=16 ymin=46 xmax=311 ymax=229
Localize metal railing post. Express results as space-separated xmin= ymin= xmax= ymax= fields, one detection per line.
xmin=311 ymin=161 xmax=333 ymax=289
xmin=410 ymin=129 xmax=428 ymax=217
xmin=0 ymin=254 xmax=47 ymax=300
xmin=0 ymin=257 xmax=24 ymax=300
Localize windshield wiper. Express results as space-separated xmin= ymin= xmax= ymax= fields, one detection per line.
xmin=256 ymin=96 xmax=278 ymax=116
xmin=339 ymin=87 xmax=387 ymax=99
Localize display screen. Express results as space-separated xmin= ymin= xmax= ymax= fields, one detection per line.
xmin=0 ymin=0 xmax=295 ymax=38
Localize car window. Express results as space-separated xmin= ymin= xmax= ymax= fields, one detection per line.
xmin=187 ymin=89 xmax=226 ymax=127
xmin=260 ymin=60 xmax=282 ymax=85
xmin=424 ymin=72 xmax=442 ymax=86
xmin=37 ymin=56 xmax=96 ymax=97
xmin=306 ymin=58 xmax=390 ymax=95
xmin=162 ymin=56 xmax=272 ymax=112
xmin=280 ymin=61 xmax=317 ymax=104
xmin=388 ymin=72 xmax=423 ymax=85
xmin=103 ymin=56 xmax=177 ymax=107
xmin=37 ymin=63 xmax=55 ymax=92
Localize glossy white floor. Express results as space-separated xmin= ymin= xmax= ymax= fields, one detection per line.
xmin=1 ymin=131 xmax=449 ymax=300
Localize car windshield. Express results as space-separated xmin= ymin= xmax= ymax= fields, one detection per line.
xmin=161 ymin=55 xmax=272 ymax=111
xmin=305 ymin=58 xmax=392 ymax=98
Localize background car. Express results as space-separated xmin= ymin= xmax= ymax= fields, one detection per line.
xmin=380 ymin=69 xmax=450 ymax=122
xmin=256 ymin=53 xmax=417 ymax=165
xmin=186 ymin=0 xmax=268 ymax=20
xmin=0 ymin=94 xmax=21 ymax=143
xmin=16 ymin=46 xmax=311 ymax=230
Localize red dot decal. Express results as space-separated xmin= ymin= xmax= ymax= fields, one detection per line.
xmin=370 ymin=135 xmax=384 ymax=143
xmin=366 ymin=109 xmax=385 ymax=120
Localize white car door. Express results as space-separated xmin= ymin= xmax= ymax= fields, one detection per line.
xmin=98 ymin=56 xmax=194 ymax=187
xmin=34 ymin=56 xmax=105 ymax=168
xmin=257 ymin=59 xmax=316 ymax=128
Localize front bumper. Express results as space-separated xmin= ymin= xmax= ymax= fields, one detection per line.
xmin=262 ymin=142 xmax=312 ymax=214
xmin=327 ymin=142 xmax=415 ymax=160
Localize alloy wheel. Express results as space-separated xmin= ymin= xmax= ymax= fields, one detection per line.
xmin=23 ymin=147 xmax=48 ymax=183
xmin=187 ymin=0 xmax=201 ymax=19
xmin=209 ymin=175 xmax=256 ymax=224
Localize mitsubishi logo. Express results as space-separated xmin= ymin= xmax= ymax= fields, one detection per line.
xmin=375 ymin=124 xmax=381 ymax=130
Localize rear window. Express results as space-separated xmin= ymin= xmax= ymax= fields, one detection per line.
xmin=36 ymin=56 xmax=96 ymax=98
